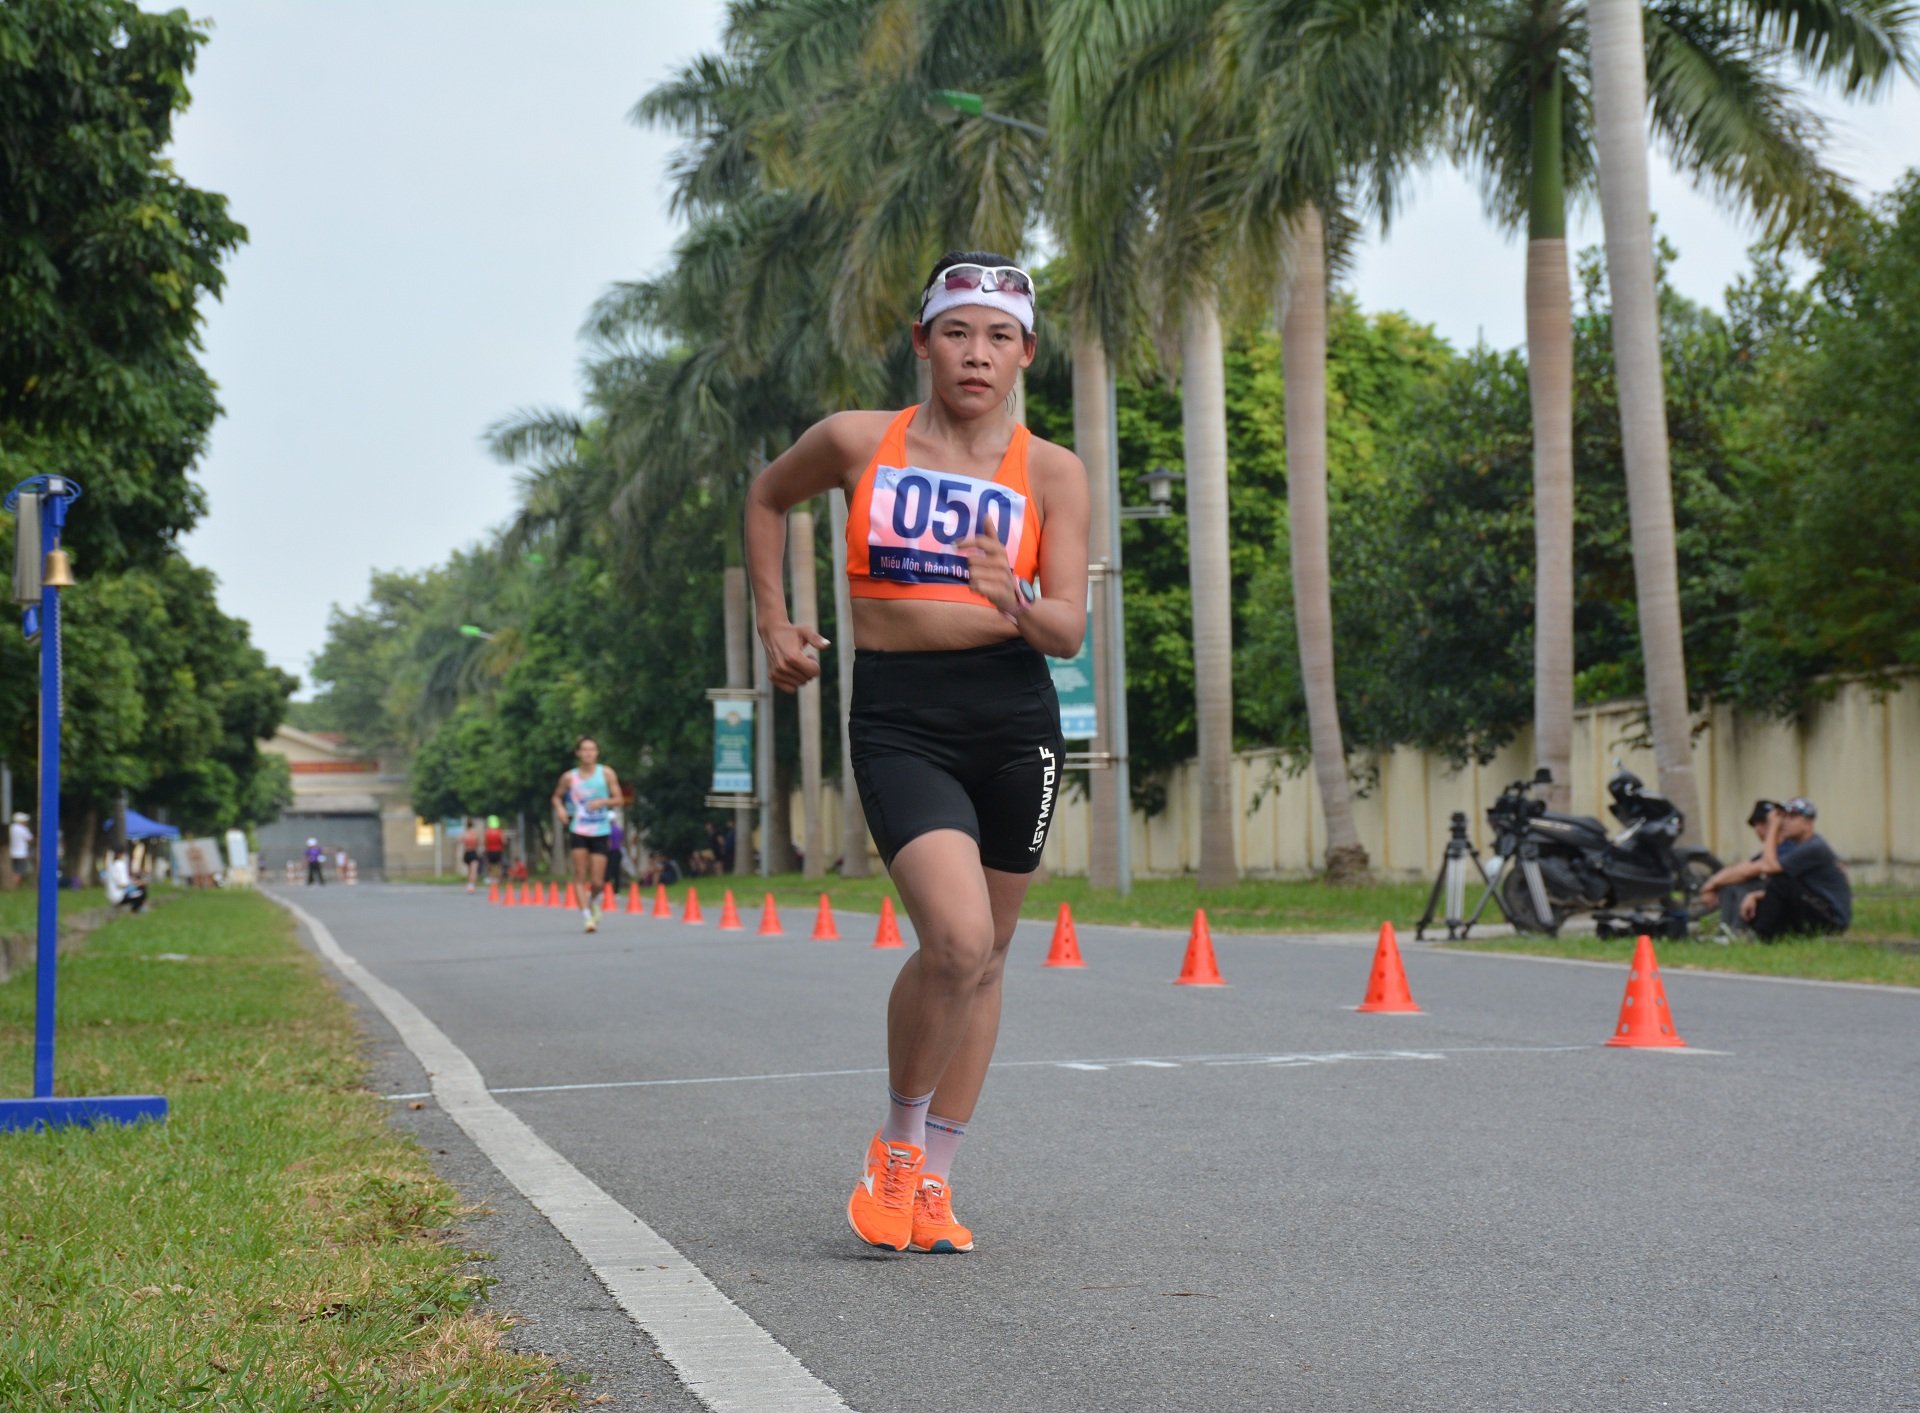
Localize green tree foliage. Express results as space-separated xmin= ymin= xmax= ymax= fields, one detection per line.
xmin=1025 ymin=297 xmax=1457 ymax=795
xmin=1728 ymin=177 xmax=1920 ymax=700
xmin=0 ymin=0 xmax=245 ymax=572
xmin=59 ymin=555 xmax=296 ymax=835
xmin=0 ymin=1 xmax=287 ymax=852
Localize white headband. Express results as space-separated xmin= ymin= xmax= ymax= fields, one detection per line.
xmin=918 ymin=284 xmax=1035 ymax=334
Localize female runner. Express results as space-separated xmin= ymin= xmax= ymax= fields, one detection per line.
xmin=550 ymin=735 xmax=621 ymax=933
xmin=745 ymin=251 xmax=1089 ymax=1253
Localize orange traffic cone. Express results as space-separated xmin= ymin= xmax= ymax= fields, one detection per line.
xmin=518 ymin=882 xmax=531 ymax=906
xmin=602 ymin=882 xmax=615 ymax=912
xmin=487 ymin=880 xmax=500 ymax=904
xmin=873 ymin=897 xmax=905 ymax=949
xmin=1357 ymin=921 xmax=1422 ymax=1013
xmin=682 ymin=886 xmax=704 ymax=924
xmin=757 ymin=893 xmax=784 ymax=936
xmin=565 ymin=881 xmax=581 ymax=910
xmin=625 ymin=881 xmax=642 ymax=914
xmin=547 ymin=882 xmax=562 ymax=908
xmin=1605 ymin=935 xmax=1687 ymax=1048
xmin=502 ymin=881 xmax=516 ymax=908
xmin=719 ymin=889 xmax=744 ymax=930
xmin=652 ymin=883 xmax=671 ymax=918
xmin=1043 ymin=902 xmax=1085 ymax=968
xmin=811 ymin=893 xmax=841 ymax=941
xmin=1174 ymin=908 xmax=1226 ymax=986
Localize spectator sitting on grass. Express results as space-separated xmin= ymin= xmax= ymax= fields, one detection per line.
xmin=1698 ymin=800 xmax=1784 ymax=937
xmin=105 ymin=845 xmax=148 ymax=915
xmin=1741 ymin=798 xmax=1852 ymax=941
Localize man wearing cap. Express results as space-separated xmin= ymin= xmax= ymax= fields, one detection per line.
xmin=7 ymin=812 xmax=31 ymax=890
xmin=1742 ymin=799 xmax=1851 ymax=940
xmin=1698 ymin=800 xmax=1788 ymax=937
xmin=304 ymin=837 xmax=325 ymax=887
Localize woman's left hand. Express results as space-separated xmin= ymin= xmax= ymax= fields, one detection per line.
xmin=961 ymin=526 xmax=1019 ymax=616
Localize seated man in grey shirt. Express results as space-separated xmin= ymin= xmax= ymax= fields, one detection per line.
xmin=1743 ymin=798 xmax=1851 ymax=940
xmin=1698 ymin=799 xmax=1784 ymax=937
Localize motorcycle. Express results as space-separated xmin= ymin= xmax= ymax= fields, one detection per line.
xmin=1483 ymin=765 xmax=1721 ymax=935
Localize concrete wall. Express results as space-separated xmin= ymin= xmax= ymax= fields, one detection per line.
xmin=784 ymin=675 xmax=1918 ymax=885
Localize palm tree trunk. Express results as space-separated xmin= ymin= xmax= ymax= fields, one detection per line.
xmin=1180 ymin=295 xmax=1238 ymax=888
xmin=1528 ymin=64 xmax=1576 ymax=813
xmin=1282 ymin=206 xmax=1370 ymax=884
xmin=1587 ymin=0 xmax=1704 ymax=838
xmin=1073 ymin=324 xmax=1119 ymax=889
xmin=828 ymin=489 xmax=869 ymax=876
xmin=790 ymin=505 xmax=824 ymax=878
xmin=723 ymin=563 xmax=754 ymax=877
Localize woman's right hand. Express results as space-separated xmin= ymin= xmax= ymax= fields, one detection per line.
xmin=762 ymin=621 xmax=830 ymax=693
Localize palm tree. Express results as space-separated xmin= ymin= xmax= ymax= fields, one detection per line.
xmin=1584 ymin=0 xmax=1913 ymax=835
xmin=721 ymin=0 xmax=1064 ymax=877
xmin=1588 ymin=0 xmax=1702 ymax=831
xmin=636 ymin=38 xmax=900 ymax=873
xmin=1460 ymin=0 xmax=1911 ymax=812
xmin=1056 ymin=0 xmax=1457 ymax=885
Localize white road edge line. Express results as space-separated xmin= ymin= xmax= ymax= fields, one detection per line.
xmin=383 ymin=1044 xmax=1595 ymax=1101
xmin=271 ymin=892 xmax=853 ymax=1413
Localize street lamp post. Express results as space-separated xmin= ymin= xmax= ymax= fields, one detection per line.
xmin=925 ymin=89 xmax=1050 ymax=140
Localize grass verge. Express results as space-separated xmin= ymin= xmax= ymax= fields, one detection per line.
xmin=0 ymin=885 xmax=109 ymax=939
xmin=0 ymin=890 xmax=579 ymax=1410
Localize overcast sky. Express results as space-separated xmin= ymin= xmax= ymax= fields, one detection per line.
xmin=162 ymin=2 xmax=1920 ymax=692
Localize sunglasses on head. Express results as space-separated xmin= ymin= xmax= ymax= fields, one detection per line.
xmin=923 ymin=264 xmax=1034 ymax=306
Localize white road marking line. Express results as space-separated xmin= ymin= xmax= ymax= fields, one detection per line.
xmin=272 ymin=894 xmax=851 ymax=1413
xmin=383 ymin=1044 xmax=1595 ymax=1101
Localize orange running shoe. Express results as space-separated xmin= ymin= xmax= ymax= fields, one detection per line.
xmin=846 ymin=1132 xmax=923 ymax=1251
xmin=909 ymin=1176 xmax=974 ymax=1253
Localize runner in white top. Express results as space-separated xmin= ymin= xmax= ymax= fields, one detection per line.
xmin=550 ymin=735 xmax=622 ymax=933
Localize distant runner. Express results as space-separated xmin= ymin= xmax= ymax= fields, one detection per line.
xmin=551 ymin=737 xmax=622 ymax=934
xmin=460 ymin=816 xmax=483 ymax=893
xmin=483 ymin=815 xmax=507 ymax=880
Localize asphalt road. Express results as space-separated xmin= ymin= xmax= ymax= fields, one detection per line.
xmin=279 ymin=882 xmax=1920 ymax=1413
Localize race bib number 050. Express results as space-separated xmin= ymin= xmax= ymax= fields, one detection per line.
xmin=866 ymin=467 xmax=1027 ymax=587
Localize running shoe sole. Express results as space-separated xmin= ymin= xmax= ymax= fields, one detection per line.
xmin=907 ymin=1236 xmax=972 ymax=1254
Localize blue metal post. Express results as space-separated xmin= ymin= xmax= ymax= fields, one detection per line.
xmin=33 ymin=488 xmax=61 ymax=1096
xmin=1 ymin=475 xmax=167 ymax=1132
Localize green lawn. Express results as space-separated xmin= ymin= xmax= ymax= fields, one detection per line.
xmin=0 ymin=890 xmax=578 ymax=1409
xmin=0 ymin=885 xmax=109 ymax=940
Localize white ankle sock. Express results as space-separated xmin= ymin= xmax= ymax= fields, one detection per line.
xmin=881 ymin=1086 xmax=934 ymax=1149
xmin=922 ymin=1113 xmax=968 ymax=1180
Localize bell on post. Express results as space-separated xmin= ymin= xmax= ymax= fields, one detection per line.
xmin=41 ymin=549 xmax=75 ymax=588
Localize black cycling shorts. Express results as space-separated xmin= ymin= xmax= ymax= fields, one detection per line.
xmin=567 ymin=831 xmax=610 ymax=857
xmin=850 ymin=638 xmax=1066 ymax=875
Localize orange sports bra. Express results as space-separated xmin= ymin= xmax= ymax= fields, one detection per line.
xmin=845 ymin=407 xmax=1042 ymax=603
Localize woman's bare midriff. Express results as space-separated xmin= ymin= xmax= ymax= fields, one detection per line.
xmin=850 ymin=597 xmax=1021 ymax=652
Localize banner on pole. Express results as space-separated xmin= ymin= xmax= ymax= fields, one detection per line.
xmin=1051 ymin=622 xmax=1097 ymax=740
xmin=711 ymin=697 xmax=755 ymax=794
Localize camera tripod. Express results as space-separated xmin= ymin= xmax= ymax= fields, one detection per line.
xmin=1412 ymin=811 xmax=1556 ymax=940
